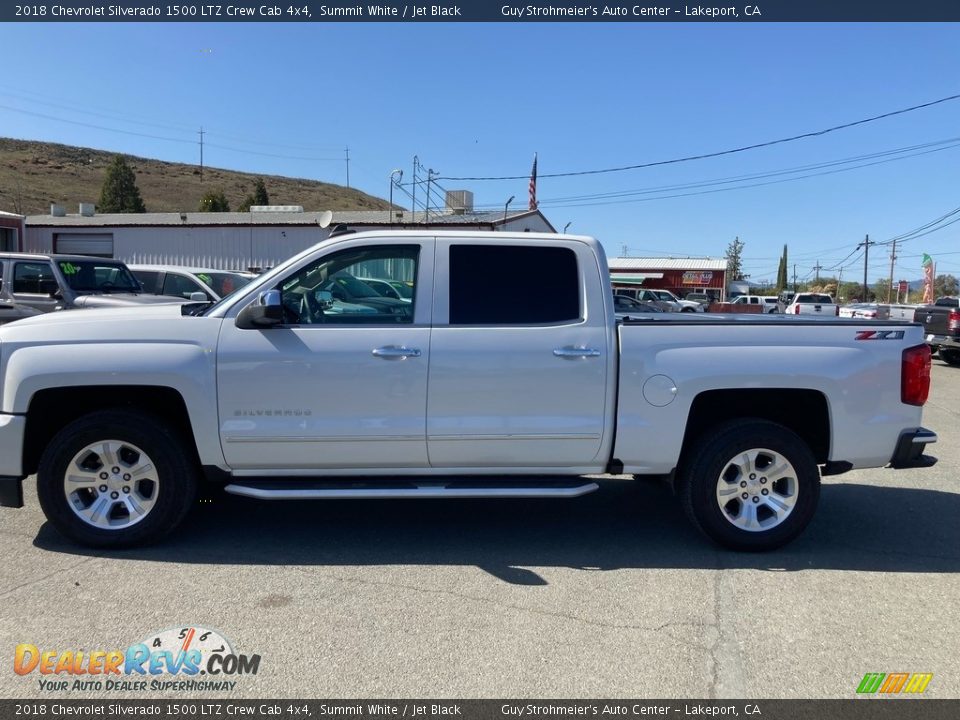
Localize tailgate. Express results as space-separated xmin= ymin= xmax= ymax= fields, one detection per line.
xmin=918 ymin=307 xmax=950 ymax=335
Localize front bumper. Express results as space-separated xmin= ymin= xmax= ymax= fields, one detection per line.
xmin=924 ymin=333 xmax=960 ymax=350
xmin=889 ymin=427 xmax=938 ymax=469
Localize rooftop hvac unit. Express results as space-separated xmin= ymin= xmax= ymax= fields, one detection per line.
xmin=51 ymin=204 xmax=66 ymax=217
xmin=445 ymin=190 xmax=474 ymax=215
xmin=78 ymin=203 xmax=95 ymax=217
xmin=249 ymin=205 xmax=304 ymax=212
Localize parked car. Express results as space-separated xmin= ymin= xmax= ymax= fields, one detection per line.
xmin=0 ymin=253 xmax=190 ymax=312
xmin=617 ymin=288 xmax=703 ymax=312
xmin=684 ymin=292 xmax=713 ymax=307
xmin=914 ymin=296 xmax=960 ymax=365
xmin=317 ymin=271 xmax=413 ymax=317
xmin=839 ymin=303 xmax=889 ymax=320
xmin=613 ymin=294 xmax=664 ymax=318
xmin=357 ymin=277 xmax=413 ymax=303
xmin=130 ymin=265 xmax=256 ymax=302
xmin=728 ymin=295 xmax=780 ymax=313
xmin=785 ymin=293 xmax=840 ymax=316
xmin=0 ymin=230 xmax=936 ymax=553
xmin=0 ymin=300 xmax=42 ymax=325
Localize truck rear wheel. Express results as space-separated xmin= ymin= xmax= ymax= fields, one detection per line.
xmin=36 ymin=410 xmax=198 ymax=548
xmin=938 ymin=348 xmax=960 ymax=366
xmin=678 ymin=419 xmax=820 ymax=551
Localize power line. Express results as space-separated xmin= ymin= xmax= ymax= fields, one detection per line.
xmin=0 ymin=85 xmax=343 ymax=152
xmin=468 ymin=139 xmax=960 ymax=211
xmin=0 ymin=104 xmax=342 ymax=162
xmin=439 ymin=92 xmax=960 ymax=181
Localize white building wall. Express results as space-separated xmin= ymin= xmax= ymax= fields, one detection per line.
xmin=26 ymin=225 xmax=328 ymax=270
xmin=24 ymin=212 xmax=554 ymax=269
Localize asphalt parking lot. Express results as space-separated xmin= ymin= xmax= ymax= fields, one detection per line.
xmin=1 ymin=360 xmax=958 ymax=700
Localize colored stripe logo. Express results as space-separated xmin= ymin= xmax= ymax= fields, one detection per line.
xmin=857 ymin=673 xmax=933 ymax=694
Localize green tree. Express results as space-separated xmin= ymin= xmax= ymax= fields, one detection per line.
xmin=934 ymin=273 xmax=958 ymax=297
xmin=872 ymin=277 xmax=891 ymax=303
xmin=198 ymin=189 xmax=230 ymax=212
xmin=237 ymin=177 xmax=270 ymax=211
xmin=776 ymin=244 xmax=788 ymax=292
xmin=253 ymin=177 xmax=270 ymax=206
xmin=725 ymin=236 xmax=747 ymax=281
xmin=98 ymin=155 xmax=146 ymax=213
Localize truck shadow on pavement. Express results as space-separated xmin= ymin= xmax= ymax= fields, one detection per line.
xmin=33 ymin=478 xmax=960 ymax=582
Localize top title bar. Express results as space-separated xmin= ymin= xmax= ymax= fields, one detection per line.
xmin=5 ymin=0 xmax=960 ymax=22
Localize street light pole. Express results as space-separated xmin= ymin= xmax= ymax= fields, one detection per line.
xmin=389 ymin=169 xmax=403 ymax=225
xmin=563 ymin=221 xmax=572 ymax=234
xmin=503 ymin=195 xmax=515 ymax=229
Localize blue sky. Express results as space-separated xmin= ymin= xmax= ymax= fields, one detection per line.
xmin=2 ymin=22 xmax=959 ymax=283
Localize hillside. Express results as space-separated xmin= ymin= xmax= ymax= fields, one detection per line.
xmin=0 ymin=138 xmax=391 ymax=216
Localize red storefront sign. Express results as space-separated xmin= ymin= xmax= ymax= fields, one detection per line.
xmin=681 ymin=271 xmax=714 ymax=286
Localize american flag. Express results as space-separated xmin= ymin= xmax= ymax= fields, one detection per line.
xmin=528 ymin=153 xmax=538 ymax=210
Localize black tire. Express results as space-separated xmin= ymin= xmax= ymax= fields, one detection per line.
xmin=681 ymin=307 xmax=696 ymax=313
xmin=36 ymin=410 xmax=198 ymax=548
xmin=939 ymin=348 xmax=960 ymax=366
xmin=677 ymin=419 xmax=820 ymax=551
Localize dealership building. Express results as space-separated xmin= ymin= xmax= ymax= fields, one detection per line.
xmin=608 ymin=257 xmax=729 ymax=301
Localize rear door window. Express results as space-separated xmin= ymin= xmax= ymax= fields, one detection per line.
xmin=448 ymin=245 xmax=579 ymax=325
xmin=13 ymin=262 xmax=57 ymax=294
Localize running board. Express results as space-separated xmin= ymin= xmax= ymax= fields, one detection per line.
xmin=224 ymin=481 xmax=600 ymax=500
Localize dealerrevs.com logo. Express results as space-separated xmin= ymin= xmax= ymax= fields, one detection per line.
xmin=15 ymin=626 xmax=260 ymax=693
xmin=856 ymin=672 xmax=933 ymax=696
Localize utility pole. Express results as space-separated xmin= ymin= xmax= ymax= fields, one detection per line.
xmin=793 ymin=264 xmax=797 ymax=292
xmin=887 ymin=238 xmax=897 ymax=303
xmin=344 ymin=147 xmax=350 ymax=188
xmin=813 ymin=260 xmax=823 ymax=285
xmin=411 ymin=155 xmax=418 ymax=216
xmin=425 ymin=169 xmax=438 ymax=221
xmin=858 ymin=234 xmax=874 ymax=301
xmin=621 ymin=244 xmax=628 ymax=257
xmin=198 ymin=127 xmax=205 ymax=183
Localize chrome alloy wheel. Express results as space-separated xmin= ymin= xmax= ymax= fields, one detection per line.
xmin=714 ymin=448 xmax=798 ymax=532
xmin=62 ymin=440 xmax=159 ymax=530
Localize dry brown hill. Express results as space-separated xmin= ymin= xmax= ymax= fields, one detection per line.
xmin=0 ymin=138 xmax=391 ymax=216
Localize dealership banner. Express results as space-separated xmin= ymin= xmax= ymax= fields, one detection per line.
xmin=2 ymin=700 xmax=960 ymax=720
xmin=6 ymin=0 xmax=960 ymax=22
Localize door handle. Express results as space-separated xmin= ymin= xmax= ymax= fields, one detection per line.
xmin=372 ymin=346 xmax=421 ymax=359
xmin=553 ymin=346 xmax=601 ymax=359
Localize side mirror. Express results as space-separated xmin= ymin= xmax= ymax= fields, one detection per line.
xmin=236 ymin=289 xmax=283 ymax=329
xmin=189 ymin=291 xmax=208 ymax=302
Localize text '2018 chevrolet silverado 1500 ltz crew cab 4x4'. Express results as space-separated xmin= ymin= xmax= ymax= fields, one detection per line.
xmin=0 ymin=231 xmax=938 ymax=550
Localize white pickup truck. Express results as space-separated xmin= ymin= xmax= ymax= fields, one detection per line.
xmin=0 ymin=231 xmax=938 ymax=551
xmin=785 ymin=292 xmax=840 ymax=316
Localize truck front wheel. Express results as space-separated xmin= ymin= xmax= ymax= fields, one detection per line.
xmin=678 ymin=419 xmax=820 ymax=551
xmin=36 ymin=410 xmax=198 ymax=548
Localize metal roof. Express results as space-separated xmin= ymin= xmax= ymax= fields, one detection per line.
xmin=609 ymin=257 xmax=728 ymax=271
xmin=25 ymin=209 xmax=542 ymax=227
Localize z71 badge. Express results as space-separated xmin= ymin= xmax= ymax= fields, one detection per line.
xmin=855 ymin=330 xmax=905 ymax=340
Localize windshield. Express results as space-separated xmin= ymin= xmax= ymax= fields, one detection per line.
xmin=57 ymin=260 xmax=141 ymax=293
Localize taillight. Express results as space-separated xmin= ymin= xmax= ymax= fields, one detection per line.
xmin=794 ymin=305 xmax=800 ymax=314
xmin=948 ymin=309 xmax=960 ymax=332
xmin=902 ymin=344 xmax=931 ymax=406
